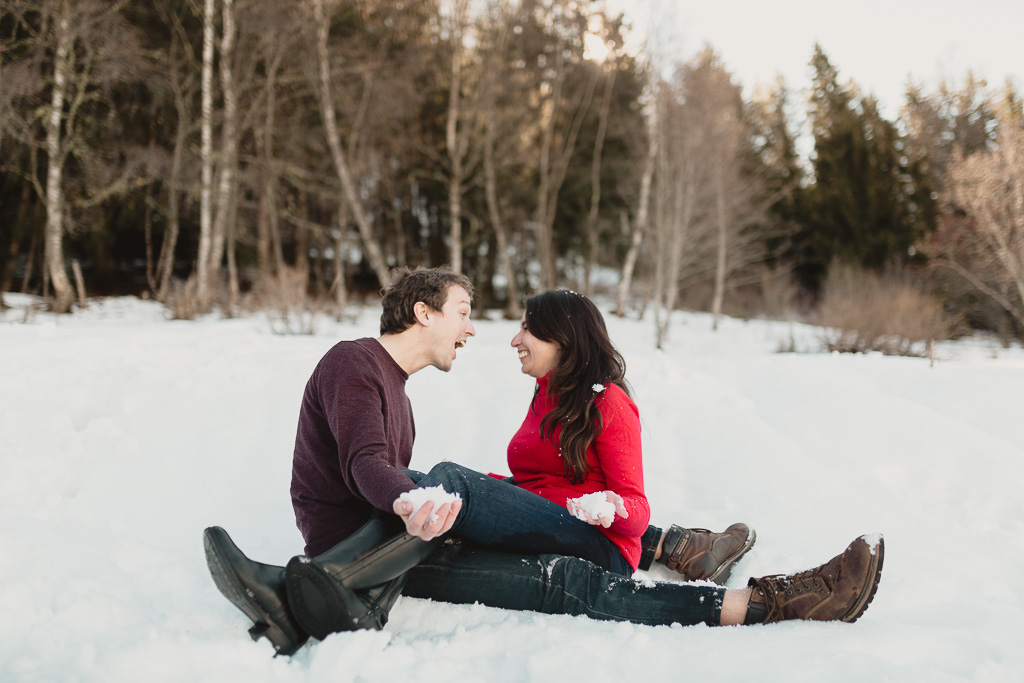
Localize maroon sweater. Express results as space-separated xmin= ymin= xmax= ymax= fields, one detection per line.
xmin=290 ymin=338 xmax=418 ymax=555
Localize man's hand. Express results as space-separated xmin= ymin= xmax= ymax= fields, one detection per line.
xmin=393 ymin=497 xmax=462 ymax=541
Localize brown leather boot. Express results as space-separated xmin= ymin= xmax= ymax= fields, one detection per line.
xmin=660 ymin=523 xmax=756 ymax=584
xmin=744 ymin=534 xmax=884 ymax=624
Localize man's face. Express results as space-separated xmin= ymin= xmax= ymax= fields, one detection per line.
xmin=426 ymin=285 xmax=475 ymax=372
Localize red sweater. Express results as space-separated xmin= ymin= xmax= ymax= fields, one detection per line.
xmin=506 ymin=375 xmax=651 ymax=569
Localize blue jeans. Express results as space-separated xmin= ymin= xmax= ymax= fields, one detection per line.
xmin=403 ymin=540 xmax=725 ymax=627
xmin=407 ymin=462 xmax=631 ymax=576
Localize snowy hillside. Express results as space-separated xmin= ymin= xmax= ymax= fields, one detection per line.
xmin=2 ymin=294 xmax=1022 ymax=682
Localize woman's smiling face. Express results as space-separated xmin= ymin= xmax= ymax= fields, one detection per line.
xmin=510 ymin=315 xmax=561 ymax=379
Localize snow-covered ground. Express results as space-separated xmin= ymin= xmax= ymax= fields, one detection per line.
xmin=2 ymin=293 xmax=1022 ymax=682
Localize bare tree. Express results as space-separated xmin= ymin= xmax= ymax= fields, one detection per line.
xmin=614 ymin=121 xmax=655 ymax=316
xmin=1 ymin=0 xmax=149 ymax=313
xmin=479 ymin=1 xmax=521 ymax=318
xmin=649 ymin=71 xmax=714 ymax=348
xmin=583 ymin=52 xmax=616 ymax=297
xmin=42 ymin=0 xmax=76 ymax=312
xmin=442 ymin=0 xmax=478 ymax=274
xmin=151 ymin=0 xmax=200 ymax=302
xmin=310 ymin=0 xmax=391 ymax=288
xmin=530 ymin=3 xmax=597 ymax=291
xmin=942 ymin=117 xmax=1024 ymax=332
xmin=196 ymin=0 xmax=217 ymax=307
xmin=212 ymin=0 xmax=240 ymax=309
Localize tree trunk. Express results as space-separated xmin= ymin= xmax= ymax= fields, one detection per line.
xmin=156 ymin=15 xmax=191 ymax=302
xmin=312 ymin=0 xmax=391 ymax=288
xmin=332 ymin=203 xmax=349 ymax=315
xmin=196 ymin=0 xmax=216 ymax=306
xmin=20 ymin=232 xmax=37 ymax=294
xmin=209 ymin=0 xmax=240 ymax=309
xmin=584 ymin=65 xmax=615 ymax=297
xmin=535 ymin=47 xmax=597 ymax=290
xmin=256 ymin=52 xmax=285 ymax=281
xmin=445 ymin=0 xmax=470 ymax=274
xmin=616 ymin=124 xmax=656 ymax=316
xmin=711 ymin=164 xmax=728 ymax=331
xmin=43 ymin=1 xmax=74 ymax=313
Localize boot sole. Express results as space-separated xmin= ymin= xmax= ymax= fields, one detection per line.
xmin=202 ymin=527 xmax=305 ymax=656
xmin=707 ymin=528 xmax=757 ymax=584
xmin=285 ymin=556 xmax=363 ymax=641
xmin=841 ymin=535 xmax=885 ymax=623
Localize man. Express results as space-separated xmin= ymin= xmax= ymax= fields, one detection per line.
xmin=204 ymin=267 xmax=882 ymax=656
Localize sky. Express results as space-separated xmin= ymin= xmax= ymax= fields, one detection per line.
xmin=606 ymin=0 xmax=1024 ymax=119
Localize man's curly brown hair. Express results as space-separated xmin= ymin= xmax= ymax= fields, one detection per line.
xmin=379 ymin=266 xmax=474 ymax=335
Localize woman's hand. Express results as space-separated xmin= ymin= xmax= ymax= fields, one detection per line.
xmin=392 ymin=497 xmax=462 ymax=541
xmin=567 ymin=491 xmax=628 ymax=528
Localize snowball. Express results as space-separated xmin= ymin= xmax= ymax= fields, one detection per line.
xmin=592 ymin=383 xmax=606 ymax=392
xmin=398 ymin=485 xmax=462 ymax=523
xmin=567 ymin=491 xmax=624 ymax=523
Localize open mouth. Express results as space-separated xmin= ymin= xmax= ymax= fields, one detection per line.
xmin=455 ymin=340 xmax=466 ymax=349
xmin=518 ymin=350 xmax=528 ymax=359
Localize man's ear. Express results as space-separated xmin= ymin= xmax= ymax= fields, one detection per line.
xmin=413 ymin=301 xmax=432 ymax=327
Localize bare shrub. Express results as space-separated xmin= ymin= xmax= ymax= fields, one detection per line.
xmin=818 ymin=264 xmax=960 ymax=357
xmin=247 ymin=267 xmax=322 ymax=335
xmin=164 ymin=277 xmax=201 ymax=321
xmin=759 ymin=265 xmax=802 ymax=320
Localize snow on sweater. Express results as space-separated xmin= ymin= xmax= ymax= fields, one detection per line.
xmin=506 ymin=375 xmax=651 ymax=569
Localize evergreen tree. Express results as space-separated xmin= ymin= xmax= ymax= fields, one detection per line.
xmin=799 ymin=45 xmax=935 ymax=292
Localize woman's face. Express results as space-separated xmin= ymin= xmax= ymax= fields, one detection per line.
xmin=510 ymin=314 xmax=561 ymax=379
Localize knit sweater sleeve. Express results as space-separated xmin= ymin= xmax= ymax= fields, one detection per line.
xmin=316 ymin=350 xmax=417 ymax=512
xmin=593 ymin=386 xmax=650 ymax=537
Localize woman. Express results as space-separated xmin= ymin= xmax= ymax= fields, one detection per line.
xmin=505 ymin=289 xmax=649 ymax=574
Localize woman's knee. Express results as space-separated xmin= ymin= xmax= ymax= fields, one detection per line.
xmin=424 ymin=461 xmax=473 ymax=493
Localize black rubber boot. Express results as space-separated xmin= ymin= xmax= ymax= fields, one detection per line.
xmin=284 ymin=516 xmax=442 ymax=640
xmin=285 ymin=567 xmax=410 ymax=639
xmin=203 ymin=526 xmax=309 ymax=656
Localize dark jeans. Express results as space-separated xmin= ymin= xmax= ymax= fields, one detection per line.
xmin=398 ymin=462 xmax=724 ymax=628
xmin=407 ymin=462 xmax=631 ymax=576
xmin=403 ymin=540 xmax=725 ymax=627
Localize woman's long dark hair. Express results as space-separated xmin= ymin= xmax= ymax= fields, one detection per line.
xmin=524 ymin=290 xmax=630 ymax=484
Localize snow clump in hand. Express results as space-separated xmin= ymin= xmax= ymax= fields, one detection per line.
xmin=399 ymin=485 xmax=462 ymax=523
xmin=567 ymin=491 xmax=624 ymax=523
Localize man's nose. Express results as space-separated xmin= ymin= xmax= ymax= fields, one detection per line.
xmin=466 ymin=320 xmax=476 ymax=336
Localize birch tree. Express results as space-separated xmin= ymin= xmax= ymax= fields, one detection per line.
xmin=479 ymin=0 xmax=522 ymax=317
xmin=310 ymin=0 xmax=391 ymax=288
xmin=582 ymin=51 xmax=616 ymax=297
xmin=42 ymin=0 xmax=76 ymax=312
xmin=212 ymin=0 xmax=240 ymax=308
xmin=0 ymin=0 xmax=148 ymax=313
xmin=442 ymin=0 xmax=478 ymax=274
xmin=195 ymin=0 xmax=216 ymax=306
xmin=614 ymin=110 xmax=655 ymax=316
